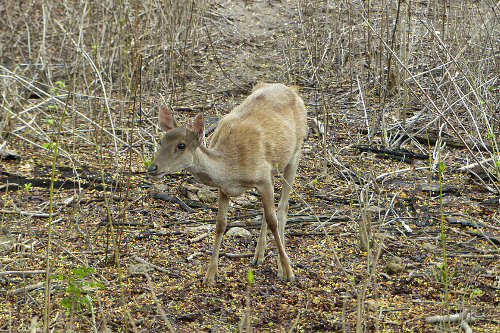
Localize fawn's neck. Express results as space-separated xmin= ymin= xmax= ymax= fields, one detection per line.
xmin=186 ymin=146 xmax=249 ymax=197
xmin=186 ymin=146 xmax=225 ymax=187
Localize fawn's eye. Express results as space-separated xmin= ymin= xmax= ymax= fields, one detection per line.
xmin=177 ymin=143 xmax=186 ymax=150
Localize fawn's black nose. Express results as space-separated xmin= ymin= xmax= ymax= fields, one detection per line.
xmin=147 ymin=164 xmax=157 ymax=173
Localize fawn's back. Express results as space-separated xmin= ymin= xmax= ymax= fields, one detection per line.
xmin=209 ymin=83 xmax=307 ymax=182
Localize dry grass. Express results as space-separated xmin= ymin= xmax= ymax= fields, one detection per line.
xmin=1 ymin=0 xmax=499 ymax=331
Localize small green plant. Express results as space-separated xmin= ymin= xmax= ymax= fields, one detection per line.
xmin=468 ymin=285 xmax=484 ymax=299
xmin=41 ymin=117 xmax=54 ymax=125
xmin=54 ymin=81 xmax=66 ymax=89
xmin=432 ymin=262 xmax=456 ymax=284
xmin=42 ymin=141 xmax=55 ymax=149
xmin=45 ymin=105 xmax=58 ymax=111
xmin=143 ymin=158 xmax=153 ymax=168
xmin=247 ymin=269 xmax=254 ymax=284
xmin=24 ymin=183 xmax=32 ymax=191
xmin=50 ymin=266 xmax=104 ymax=312
xmin=438 ymin=161 xmax=446 ymax=173
xmin=312 ymin=177 xmax=318 ymax=197
xmin=50 ymin=81 xmax=65 ymax=95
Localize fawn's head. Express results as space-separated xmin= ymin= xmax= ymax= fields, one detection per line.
xmin=147 ymin=106 xmax=204 ymax=177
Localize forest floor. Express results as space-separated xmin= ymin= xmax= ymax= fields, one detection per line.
xmin=1 ymin=0 xmax=499 ymax=332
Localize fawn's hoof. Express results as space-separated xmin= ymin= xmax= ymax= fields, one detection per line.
xmin=278 ymin=272 xmax=296 ymax=283
xmin=203 ymin=277 xmax=215 ymax=285
xmin=203 ymin=272 xmax=216 ymax=285
xmin=252 ymin=258 xmax=265 ymax=265
xmin=252 ymin=252 xmax=266 ymax=265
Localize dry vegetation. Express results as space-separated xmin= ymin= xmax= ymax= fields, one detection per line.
xmin=1 ymin=0 xmax=499 ymax=332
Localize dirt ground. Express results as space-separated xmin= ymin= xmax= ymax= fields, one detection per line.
xmin=1 ymin=0 xmax=499 ymax=332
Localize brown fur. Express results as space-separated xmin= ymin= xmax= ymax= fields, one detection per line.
xmin=148 ymin=83 xmax=307 ymax=284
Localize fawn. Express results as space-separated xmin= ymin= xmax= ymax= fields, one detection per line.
xmin=148 ymin=83 xmax=307 ymax=284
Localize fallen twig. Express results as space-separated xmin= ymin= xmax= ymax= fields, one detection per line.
xmin=137 ymin=271 xmax=175 ymax=332
xmin=0 ymin=210 xmax=60 ymax=217
xmin=133 ymin=256 xmax=169 ymax=274
xmin=0 ymin=270 xmax=46 ymax=276
xmin=7 ymin=281 xmax=63 ymax=296
xmin=187 ymin=250 xmax=255 ymax=261
xmin=425 ymin=310 xmax=476 ymax=333
xmin=189 ymin=232 xmax=209 ymax=244
xmin=152 ymin=192 xmax=197 ymax=213
xmin=206 ymin=250 xmax=254 ymax=259
xmin=187 ymin=252 xmax=205 ymax=261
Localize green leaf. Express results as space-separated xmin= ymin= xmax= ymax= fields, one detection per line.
xmin=247 ymin=269 xmax=254 ymax=283
xmin=41 ymin=117 xmax=54 ymax=124
xmin=438 ymin=161 xmax=446 ymax=173
xmin=55 ymin=81 xmax=66 ymax=88
xmin=24 ymin=183 xmax=32 ymax=191
xmin=61 ymin=297 xmax=72 ymax=309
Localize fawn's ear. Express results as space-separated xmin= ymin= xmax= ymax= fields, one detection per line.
xmin=158 ymin=105 xmax=179 ymax=132
xmin=193 ymin=113 xmax=205 ymax=139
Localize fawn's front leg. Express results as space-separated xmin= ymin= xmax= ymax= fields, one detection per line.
xmin=204 ymin=189 xmax=230 ymax=285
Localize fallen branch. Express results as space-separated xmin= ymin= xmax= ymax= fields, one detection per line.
xmin=377 ymin=166 xmax=429 ymax=183
xmin=0 ymin=270 xmax=46 ymax=276
xmin=187 ymin=251 xmax=255 ymax=261
xmin=153 ymin=192 xmax=197 ymax=213
xmin=0 ymin=210 xmax=60 ymax=217
xmin=131 ymin=270 xmax=175 ymax=332
xmin=448 ymin=253 xmax=500 ymax=259
xmin=189 ymin=232 xmax=209 ymax=244
xmin=205 ymin=250 xmax=254 ymax=259
xmin=133 ymin=256 xmax=169 ymax=274
xmin=172 ymin=104 xmax=213 ymax=112
xmin=425 ymin=310 xmax=476 ymax=333
xmin=7 ymin=281 xmax=63 ymax=296
xmin=187 ymin=252 xmax=205 ymax=261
